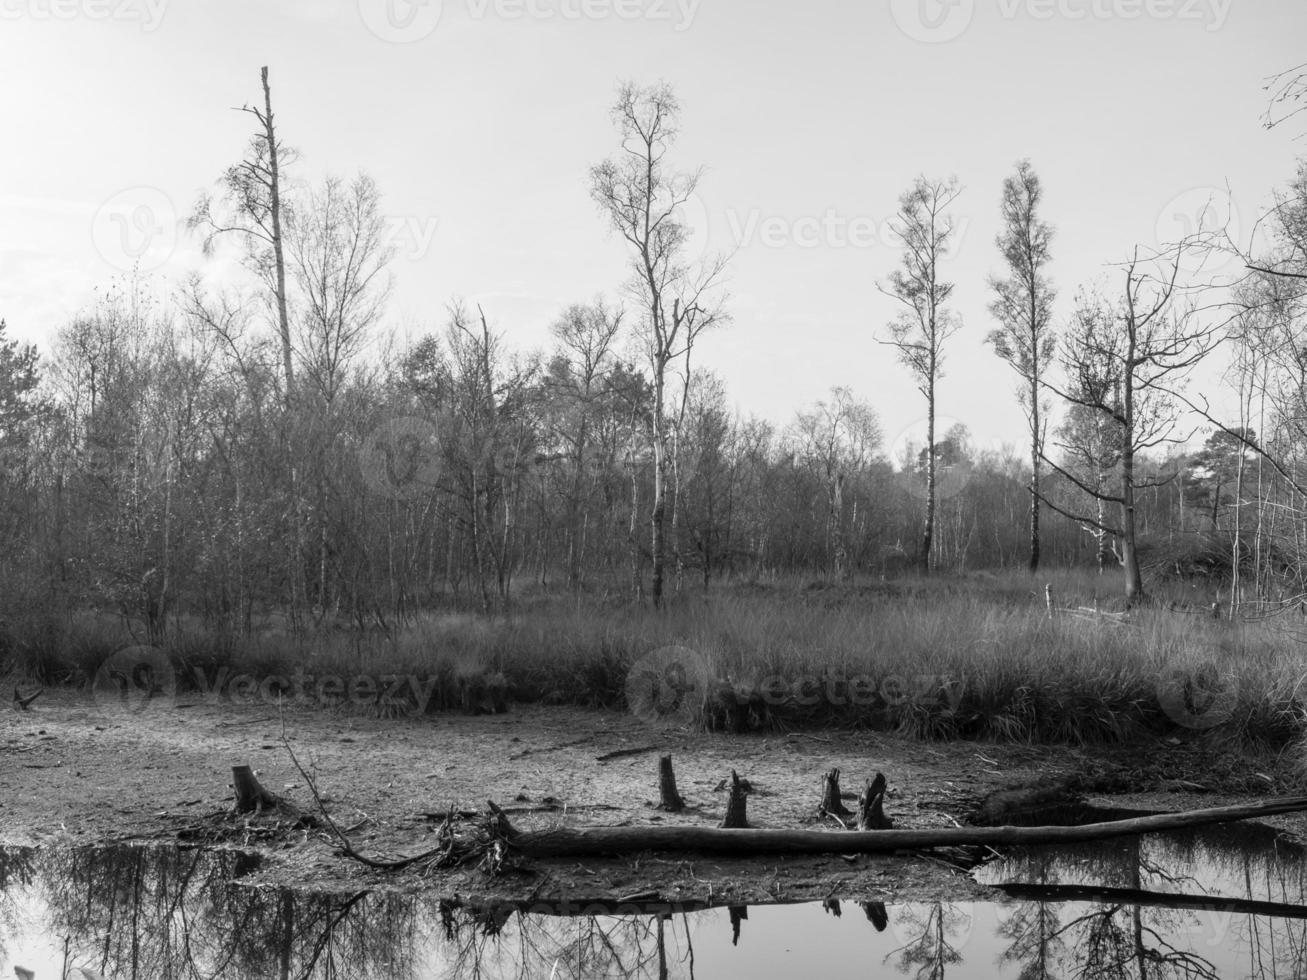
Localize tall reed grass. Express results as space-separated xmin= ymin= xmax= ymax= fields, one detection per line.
xmin=8 ymin=569 xmax=1306 ymax=746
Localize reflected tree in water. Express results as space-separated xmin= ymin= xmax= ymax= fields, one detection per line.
xmin=36 ymin=846 xmax=423 ymax=980
xmin=435 ymin=903 xmax=698 ymax=980
xmin=886 ymin=902 xmax=968 ymax=979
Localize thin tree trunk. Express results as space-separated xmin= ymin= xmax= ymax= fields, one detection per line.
xmin=651 ymin=368 xmax=667 ymax=608
xmin=1029 ymin=372 xmax=1041 ymax=574
xmin=261 ymin=66 xmax=293 ymax=397
xmin=922 ymin=376 xmax=936 ymax=575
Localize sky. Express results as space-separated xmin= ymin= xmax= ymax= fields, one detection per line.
xmin=1 ymin=0 xmax=1304 ymax=458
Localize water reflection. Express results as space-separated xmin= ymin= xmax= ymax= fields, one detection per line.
xmin=977 ymin=818 xmax=1307 ymax=979
xmin=0 ymin=819 xmax=1303 ymax=978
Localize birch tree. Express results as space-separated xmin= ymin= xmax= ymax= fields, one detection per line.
xmin=881 ymin=175 xmax=963 ymax=575
xmin=589 ymin=81 xmax=728 ymax=608
xmin=987 ymin=160 xmax=1056 ymax=573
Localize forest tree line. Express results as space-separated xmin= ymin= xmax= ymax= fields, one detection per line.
xmin=0 ymin=69 xmax=1305 ymax=637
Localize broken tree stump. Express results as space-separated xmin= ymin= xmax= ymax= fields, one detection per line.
xmin=231 ymin=764 xmax=314 ymax=826
xmin=12 ymin=687 xmax=40 ymax=711
xmin=728 ymin=905 xmax=747 ymax=946
xmin=657 ymin=755 xmax=685 ymax=812
xmin=857 ymin=772 xmax=893 ymax=830
xmin=233 ymin=765 xmax=285 ymax=813
xmin=861 ymin=901 xmax=889 ymax=931
xmin=720 ymin=770 xmax=749 ymax=828
xmin=818 ymin=767 xmax=852 ymax=817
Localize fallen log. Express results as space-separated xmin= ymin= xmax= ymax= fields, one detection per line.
xmin=487 ymin=796 xmax=1307 ymax=859
xmin=995 ymin=882 xmax=1307 ymax=920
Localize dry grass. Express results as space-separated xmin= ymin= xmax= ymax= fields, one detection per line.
xmin=9 ymin=568 xmax=1307 ymax=747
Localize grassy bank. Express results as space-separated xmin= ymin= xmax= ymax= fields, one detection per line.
xmin=9 ymin=569 xmax=1307 ymax=748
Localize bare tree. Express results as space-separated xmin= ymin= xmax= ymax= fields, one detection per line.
xmin=547 ymin=299 xmax=624 ymax=589
xmin=589 ymin=81 xmax=728 ymax=608
xmin=987 ymin=160 xmax=1056 ymax=573
xmin=287 ymin=173 xmax=394 ymax=405
xmin=1053 ymin=288 xmax=1125 ymax=574
xmin=1043 ymin=248 xmax=1223 ymax=601
xmin=880 ymin=175 xmax=964 ymax=575
xmin=788 ymin=388 xmax=882 ymax=579
xmin=189 ymin=66 xmax=296 ymax=402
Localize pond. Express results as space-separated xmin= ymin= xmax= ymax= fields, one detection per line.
xmin=1 ymin=816 xmax=1305 ymax=978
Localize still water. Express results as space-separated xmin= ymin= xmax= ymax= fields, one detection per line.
xmin=1 ymin=817 xmax=1305 ymax=979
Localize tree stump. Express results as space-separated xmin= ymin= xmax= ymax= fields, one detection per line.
xmin=232 ymin=765 xmax=283 ymax=814
xmin=719 ymin=770 xmax=749 ymax=828
xmin=861 ymin=900 xmax=889 ymax=931
xmin=818 ymin=767 xmax=852 ymax=817
xmin=231 ymin=764 xmax=314 ymax=827
xmin=856 ymin=772 xmax=893 ymax=830
xmin=657 ymin=755 xmax=685 ymax=812
xmin=728 ymin=905 xmax=747 ymax=946
xmin=822 ymin=897 xmax=842 ymax=917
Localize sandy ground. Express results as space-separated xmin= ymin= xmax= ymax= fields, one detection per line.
xmin=2 ymin=690 xmax=1301 ymax=905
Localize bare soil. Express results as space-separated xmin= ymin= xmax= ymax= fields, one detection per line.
xmin=2 ymin=691 xmax=1301 ymax=906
